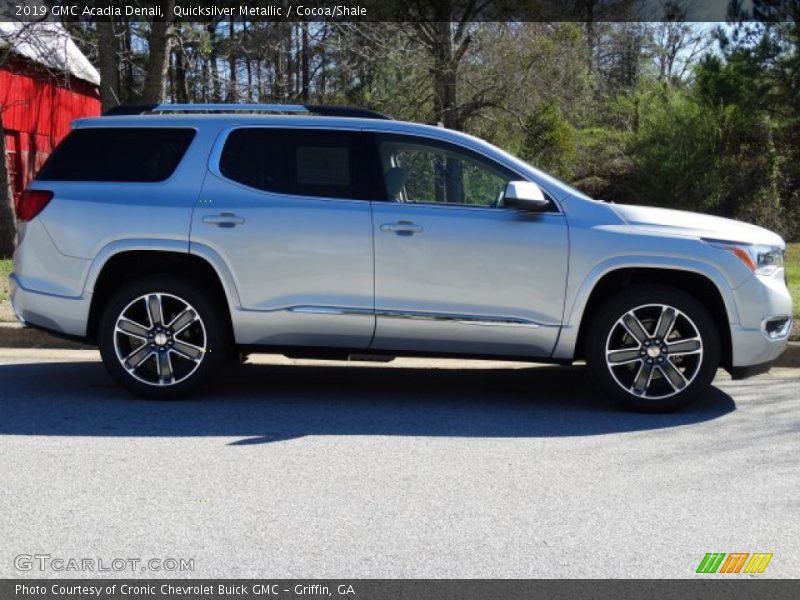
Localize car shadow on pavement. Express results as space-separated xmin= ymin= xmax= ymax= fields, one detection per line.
xmin=0 ymin=360 xmax=736 ymax=444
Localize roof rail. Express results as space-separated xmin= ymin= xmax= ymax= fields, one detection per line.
xmin=102 ymin=103 xmax=392 ymax=120
xmin=304 ymin=104 xmax=392 ymax=120
xmin=103 ymin=104 xmax=159 ymax=116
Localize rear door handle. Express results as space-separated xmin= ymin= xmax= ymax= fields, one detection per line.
xmin=380 ymin=221 xmax=423 ymax=234
xmin=202 ymin=212 xmax=245 ymax=227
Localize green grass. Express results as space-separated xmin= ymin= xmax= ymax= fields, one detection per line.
xmin=0 ymin=259 xmax=11 ymax=288
xmin=0 ymin=258 xmax=13 ymax=322
xmin=787 ymin=243 xmax=800 ymax=326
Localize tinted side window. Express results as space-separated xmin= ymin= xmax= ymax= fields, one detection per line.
xmin=219 ymin=128 xmax=383 ymax=200
xmin=376 ymin=133 xmax=516 ymax=207
xmin=38 ymin=128 xmax=195 ymax=182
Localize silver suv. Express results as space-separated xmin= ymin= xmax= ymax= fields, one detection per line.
xmin=9 ymin=104 xmax=792 ymax=410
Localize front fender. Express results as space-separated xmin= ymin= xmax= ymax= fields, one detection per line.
xmin=552 ymin=255 xmax=741 ymax=361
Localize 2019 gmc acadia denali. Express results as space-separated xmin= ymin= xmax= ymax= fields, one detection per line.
xmin=8 ymin=103 xmax=793 ymax=411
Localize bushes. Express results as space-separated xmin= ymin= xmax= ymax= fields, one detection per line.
xmin=520 ymin=103 xmax=577 ymax=179
xmin=624 ymin=89 xmax=789 ymax=236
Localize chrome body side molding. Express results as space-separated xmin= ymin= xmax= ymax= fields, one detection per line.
xmin=287 ymin=305 xmax=549 ymax=328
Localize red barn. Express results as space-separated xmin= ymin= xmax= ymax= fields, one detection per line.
xmin=1 ymin=22 xmax=101 ymax=201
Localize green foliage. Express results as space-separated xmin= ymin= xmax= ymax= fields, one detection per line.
xmin=521 ymin=103 xmax=576 ymax=178
xmin=551 ymin=19 xmax=800 ymax=241
xmin=786 ymin=244 xmax=800 ymax=323
xmin=0 ymin=259 xmax=13 ymax=322
xmin=624 ymin=85 xmax=791 ymax=235
xmin=570 ymin=126 xmax=633 ymax=201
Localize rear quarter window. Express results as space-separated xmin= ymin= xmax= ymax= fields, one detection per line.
xmin=218 ymin=128 xmax=384 ymax=200
xmin=37 ymin=127 xmax=196 ymax=182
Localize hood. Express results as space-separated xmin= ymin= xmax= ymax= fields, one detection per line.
xmin=610 ymin=203 xmax=784 ymax=247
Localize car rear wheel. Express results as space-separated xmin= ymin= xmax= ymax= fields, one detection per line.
xmin=98 ymin=276 xmax=230 ymax=399
xmin=585 ymin=285 xmax=720 ymax=412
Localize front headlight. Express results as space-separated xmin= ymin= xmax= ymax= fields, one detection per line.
xmin=704 ymin=239 xmax=785 ymax=276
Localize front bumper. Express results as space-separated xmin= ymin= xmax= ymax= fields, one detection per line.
xmin=9 ymin=273 xmax=91 ymax=338
xmin=729 ymin=360 xmax=777 ymax=380
xmin=729 ymin=321 xmax=792 ymax=367
xmin=728 ymin=270 xmax=792 ymax=372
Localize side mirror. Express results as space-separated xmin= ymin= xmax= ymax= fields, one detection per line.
xmin=503 ymin=181 xmax=550 ymax=211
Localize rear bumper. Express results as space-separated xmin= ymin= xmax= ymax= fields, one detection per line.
xmin=9 ymin=273 xmax=91 ymax=338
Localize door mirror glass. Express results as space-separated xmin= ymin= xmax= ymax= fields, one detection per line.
xmin=503 ymin=181 xmax=550 ymax=211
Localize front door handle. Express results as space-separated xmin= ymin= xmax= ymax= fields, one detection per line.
xmin=380 ymin=221 xmax=423 ymax=235
xmin=202 ymin=212 xmax=245 ymax=227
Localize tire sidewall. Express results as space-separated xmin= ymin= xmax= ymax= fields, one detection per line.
xmin=586 ymin=285 xmax=721 ymax=412
xmin=98 ymin=276 xmax=229 ymax=399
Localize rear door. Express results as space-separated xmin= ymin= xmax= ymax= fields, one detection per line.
xmin=191 ymin=126 xmax=384 ymax=348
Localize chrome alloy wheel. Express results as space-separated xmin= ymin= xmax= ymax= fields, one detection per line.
xmin=113 ymin=293 xmax=207 ymax=386
xmin=604 ymin=303 xmax=704 ymax=400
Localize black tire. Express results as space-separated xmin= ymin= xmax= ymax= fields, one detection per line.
xmin=98 ymin=276 xmax=231 ymax=399
xmin=585 ymin=285 xmax=720 ymax=412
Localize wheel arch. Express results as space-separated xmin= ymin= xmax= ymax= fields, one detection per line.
xmin=562 ymin=264 xmax=736 ymax=369
xmin=85 ymin=246 xmax=236 ymax=344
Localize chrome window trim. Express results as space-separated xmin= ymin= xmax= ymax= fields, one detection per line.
xmin=205 ymin=123 xmax=381 ymax=203
xmin=205 ymin=123 xmax=564 ymax=213
xmin=363 ymin=126 xmax=564 ymax=213
xmin=375 ymin=200 xmax=566 ymax=217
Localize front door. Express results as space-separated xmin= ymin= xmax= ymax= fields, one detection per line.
xmin=370 ymin=133 xmax=569 ymax=357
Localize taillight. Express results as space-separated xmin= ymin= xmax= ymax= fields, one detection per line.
xmin=14 ymin=189 xmax=54 ymax=222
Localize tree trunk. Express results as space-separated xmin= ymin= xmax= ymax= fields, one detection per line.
xmin=173 ymin=24 xmax=189 ymax=103
xmin=97 ymin=21 xmax=120 ymax=111
xmin=207 ymin=21 xmax=221 ymax=102
xmin=255 ymin=57 xmax=263 ymax=101
xmin=201 ymin=58 xmax=210 ymax=102
xmin=0 ymin=112 xmax=16 ymax=258
xmin=429 ymin=21 xmax=461 ymax=130
xmin=168 ymin=50 xmax=175 ymax=103
xmin=123 ymin=19 xmax=134 ymax=101
xmin=243 ymin=22 xmax=252 ymax=101
xmin=142 ymin=2 xmax=175 ymax=104
xmin=226 ymin=17 xmax=237 ymax=102
xmin=585 ymin=0 xmax=596 ymax=75
xmin=292 ymin=24 xmax=300 ymax=98
xmin=275 ymin=22 xmax=292 ymax=101
xmin=301 ymin=24 xmax=310 ymax=102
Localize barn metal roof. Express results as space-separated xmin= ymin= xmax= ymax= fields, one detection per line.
xmin=0 ymin=21 xmax=100 ymax=86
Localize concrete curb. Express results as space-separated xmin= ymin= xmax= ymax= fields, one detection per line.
xmin=0 ymin=322 xmax=91 ymax=350
xmin=775 ymin=341 xmax=800 ymax=368
xmin=1 ymin=321 xmax=799 ymax=367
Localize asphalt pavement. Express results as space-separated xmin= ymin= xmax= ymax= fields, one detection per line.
xmin=0 ymin=349 xmax=798 ymax=578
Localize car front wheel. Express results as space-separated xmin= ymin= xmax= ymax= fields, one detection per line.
xmin=98 ymin=276 xmax=230 ymax=399
xmin=585 ymin=285 xmax=721 ymax=412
